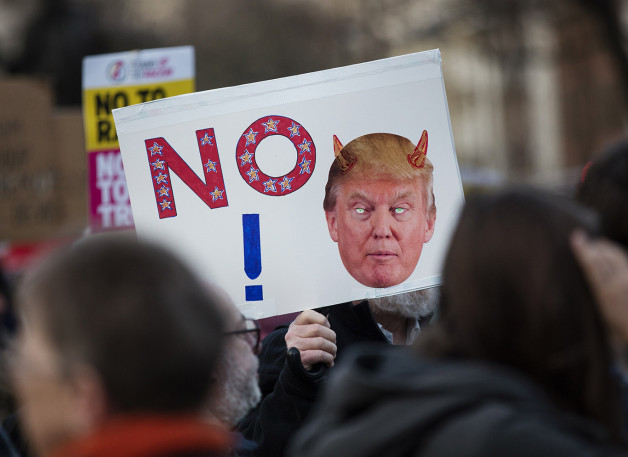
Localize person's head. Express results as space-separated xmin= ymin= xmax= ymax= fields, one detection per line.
xmin=418 ymin=188 xmax=622 ymax=438
xmin=207 ymin=296 xmax=261 ymax=428
xmin=368 ymin=287 xmax=439 ymax=320
xmin=324 ymin=132 xmax=437 ymax=288
xmin=576 ymin=139 xmax=628 ymax=250
xmin=11 ymin=236 xmax=225 ymax=456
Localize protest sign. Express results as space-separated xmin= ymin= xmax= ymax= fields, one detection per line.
xmin=82 ymin=46 xmax=195 ymax=231
xmin=0 ymin=79 xmax=87 ymax=242
xmin=114 ymin=49 xmax=464 ymax=318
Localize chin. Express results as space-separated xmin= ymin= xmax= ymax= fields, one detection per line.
xmin=354 ymin=272 xmax=407 ymax=288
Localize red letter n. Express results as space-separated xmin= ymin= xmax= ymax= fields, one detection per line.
xmin=145 ymin=128 xmax=228 ymax=219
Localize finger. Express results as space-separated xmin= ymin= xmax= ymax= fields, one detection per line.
xmin=288 ymin=336 xmax=337 ymax=357
xmin=287 ymin=323 xmax=336 ymax=343
xmin=285 ymin=328 xmax=336 ymax=357
xmin=285 ymin=332 xmax=337 ymax=358
xmin=292 ymin=309 xmax=330 ymax=328
xmin=300 ymin=349 xmax=336 ymax=370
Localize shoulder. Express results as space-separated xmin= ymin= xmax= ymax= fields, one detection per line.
xmin=421 ymin=391 xmax=623 ymax=457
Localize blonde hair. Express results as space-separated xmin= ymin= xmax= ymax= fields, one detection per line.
xmin=323 ymin=133 xmax=435 ymax=213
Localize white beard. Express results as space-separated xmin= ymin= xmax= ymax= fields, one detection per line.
xmin=210 ymin=345 xmax=261 ymax=428
xmin=368 ymin=287 xmax=439 ymax=320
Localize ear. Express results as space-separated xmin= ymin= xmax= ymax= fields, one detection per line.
xmin=71 ymin=365 xmax=110 ymax=430
xmin=423 ymin=208 xmax=436 ymax=243
xmin=325 ymin=210 xmax=339 ymax=242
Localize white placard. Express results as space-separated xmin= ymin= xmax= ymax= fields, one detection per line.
xmin=114 ymin=49 xmax=464 ymax=319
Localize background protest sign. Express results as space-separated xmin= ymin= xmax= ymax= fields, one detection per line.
xmin=0 ymin=79 xmax=86 ymax=242
xmin=82 ymin=46 xmax=195 ymax=232
xmin=114 ymin=49 xmax=464 ymax=319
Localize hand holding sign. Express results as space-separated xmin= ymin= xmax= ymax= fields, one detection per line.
xmin=285 ymin=310 xmax=337 ymax=371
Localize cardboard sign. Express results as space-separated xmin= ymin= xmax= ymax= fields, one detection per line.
xmin=114 ymin=49 xmax=464 ymax=318
xmin=82 ymin=46 xmax=195 ymax=231
xmin=0 ymin=79 xmax=87 ymax=241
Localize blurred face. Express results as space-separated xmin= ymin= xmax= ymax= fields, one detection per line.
xmin=210 ymin=306 xmax=261 ymax=428
xmin=10 ymin=317 xmax=89 ymax=457
xmin=326 ymin=177 xmax=435 ymax=288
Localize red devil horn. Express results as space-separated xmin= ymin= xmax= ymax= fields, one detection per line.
xmin=407 ymin=130 xmax=428 ymax=169
xmin=333 ymin=135 xmax=344 ymax=157
xmin=332 ymin=135 xmax=356 ymax=175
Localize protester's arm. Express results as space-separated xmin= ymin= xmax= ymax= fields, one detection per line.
xmin=571 ymin=231 xmax=628 ymax=343
xmin=237 ymin=310 xmax=337 ymax=457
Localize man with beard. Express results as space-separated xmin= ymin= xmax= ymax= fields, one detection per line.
xmin=237 ymin=288 xmax=439 ymax=457
xmin=207 ymin=297 xmax=262 ymax=456
xmin=237 ymin=130 xmax=439 ymax=456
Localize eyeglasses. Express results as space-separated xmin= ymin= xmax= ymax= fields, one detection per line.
xmin=224 ymin=317 xmax=260 ymax=353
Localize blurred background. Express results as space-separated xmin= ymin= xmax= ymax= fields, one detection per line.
xmin=0 ymin=0 xmax=627 ymax=275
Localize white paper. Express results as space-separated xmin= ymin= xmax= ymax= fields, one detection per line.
xmin=114 ymin=49 xmax=464 ymax=318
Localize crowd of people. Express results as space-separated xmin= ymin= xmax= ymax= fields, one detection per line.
xmin=0 ymin=138 xmax=626 ymax=457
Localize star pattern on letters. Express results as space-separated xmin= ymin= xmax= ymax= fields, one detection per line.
xmin=238 ymin=150 xmax=253 ymax=166
xmin=246 ymin=167 xmax=260 ymax=183
xmin=159 ymin=200 xmax=172 ymax=211
xmin=210 ymin=186 xmax=224 ymax=202
xmin=262 ymin=117 xmax=279 ymax=133
xmin=204 ymin=158 xmax=218 ymax=173
xmin=287 ymin=121 xmax=301 ymax=138
xmin=157 ymin=186 xmax=170 ymax=198
xmin=150 ymin=158 xmax=165 ymax=171
xmin=298 ymin=157 xmax=311 ymax=174
xmin=243 ymin=128 xmax=258 ymax=146
xmin=298 ymin=138 xmax=312 ymax=154
xmin=154 ymin=172 xmax=168 ymax=184
xmin=263 ymin=178 xmax=277 ymax=193
xmin=200 ymin=133 xmax=214 ymax=146
xmin=279 ymin=176 xmax=293 ymax=192
xmin=149 ymin=142 xmax=163 ymax=155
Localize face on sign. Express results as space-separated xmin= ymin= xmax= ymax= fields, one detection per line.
xmin=325 ymin=176 xmax=435 ymax=288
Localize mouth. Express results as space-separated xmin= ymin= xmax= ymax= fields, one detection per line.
xmin=367 ymin=251 xmax=398 ymax=261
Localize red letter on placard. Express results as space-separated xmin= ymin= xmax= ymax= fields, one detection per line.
xmin=145 ymin=128 xmax=228 ymax=219
xmin=235 ymin=115 xmax=315 ymax=196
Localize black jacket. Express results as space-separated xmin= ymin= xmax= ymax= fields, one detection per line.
xmin=289 ymin=343 xmax=627 ymax=457
xmin=237 ymin=301 xmax=389 ymax=457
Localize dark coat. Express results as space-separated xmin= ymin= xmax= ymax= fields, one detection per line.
xmin=237 ymin=301 xmax=390 ymax=457
xmin=289 ymin=343 xmax=627 ymax=457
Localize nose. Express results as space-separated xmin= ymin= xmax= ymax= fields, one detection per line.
xmin=371 ymin=207 xmax=393 ymax=239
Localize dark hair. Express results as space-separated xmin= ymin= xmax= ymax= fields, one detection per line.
xmin=17 ymin=236 xmax=225 ymax=414
xmin=576 ymin=139 xmax=628 ymax=249
xmin=0 ymin=267 xmax=17 ymax=345
xmin=417 ymin=188 xmax=622 ymax=439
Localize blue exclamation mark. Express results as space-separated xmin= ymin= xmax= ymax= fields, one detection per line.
xmin=243 ymin=214 xmax=263 ymax=301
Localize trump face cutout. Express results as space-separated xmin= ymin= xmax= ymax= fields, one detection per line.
xmin=326 ymin=177 xmax=435 ymax=288
xmin=323 ymin=131 xmax=436 ymax=288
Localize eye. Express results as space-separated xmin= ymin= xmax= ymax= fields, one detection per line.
xmin=355 ymin=208 xmax=366 ymax=214
xmin=393 ymin=207 xmax=407 ymax=215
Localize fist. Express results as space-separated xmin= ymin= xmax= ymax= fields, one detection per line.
xmin=285 ymin=310 xmax=337 ymax=371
